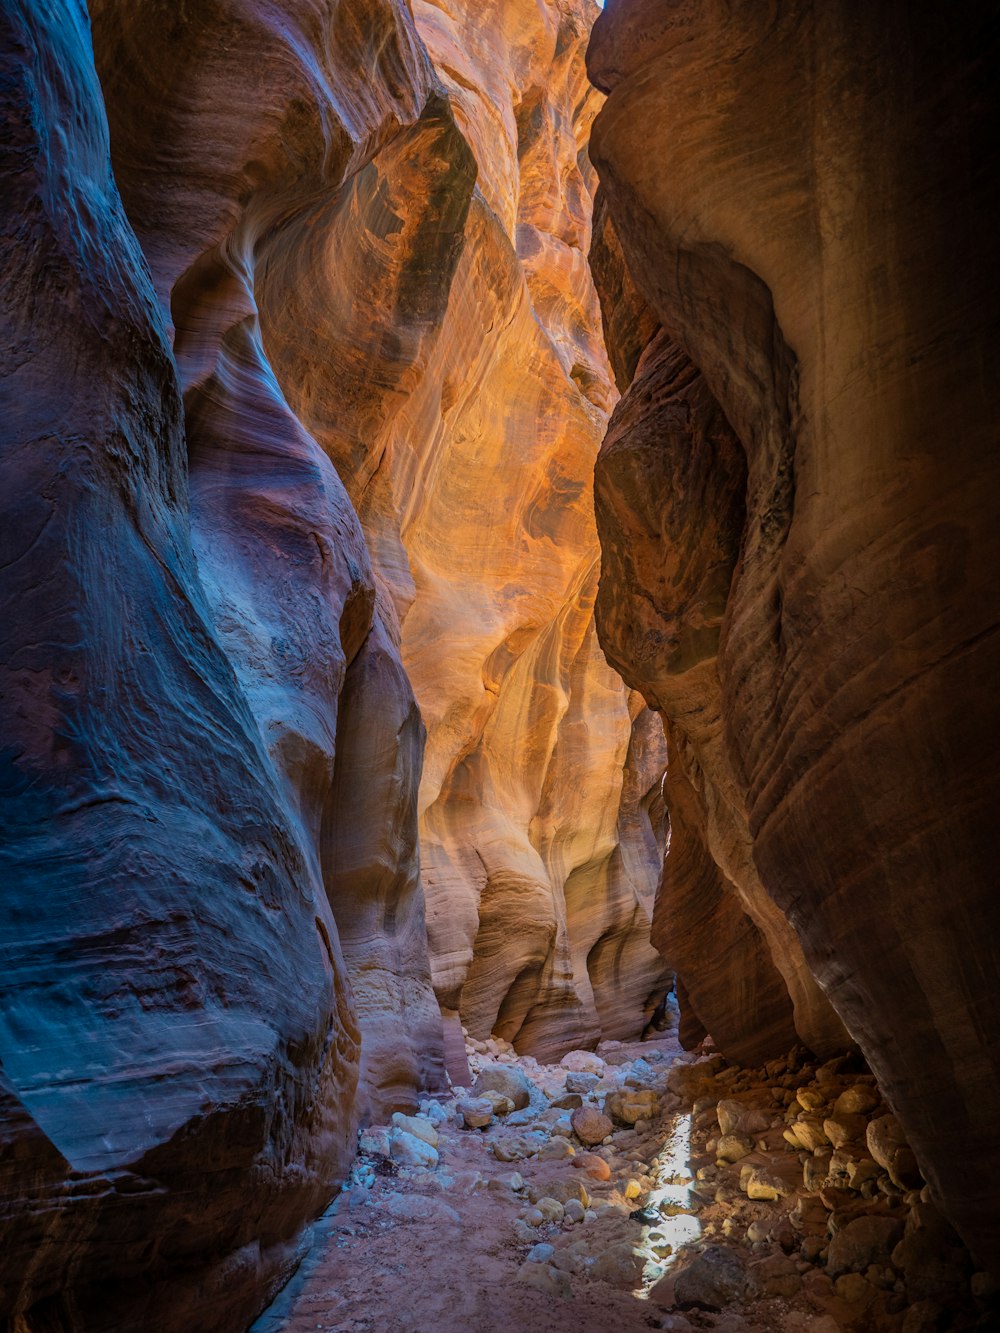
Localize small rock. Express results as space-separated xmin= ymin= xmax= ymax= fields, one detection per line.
xmin=823 ymin=1114 xmax=867 ymax=1149
xmin=902 ymin=1301 xmax=947 ymax=1333
xmin=743 ymin=1166 xmax=790 ymax=1201
xmin=526 ymin=1242 xmax=555 ymax=1264
xmin=550 ymin=1092 xmax=583 ymax=1110
xmin=834 ymin=1272 xmax=876 ymax=1305
xmin=389 ymin=1130 xmax=439 ymax=1169
xmin=515 ymin=1261 xmax=571 ymax=1299
xmin=715 ymin=1134 xmax=753 ymax=1163
xmin=867 ymin=1114 xmax=923 ymax=1189
xmin=717 ymin=1098 xmax=771 ymax=1138
xmin=537 ymin=1137 xmax=575 ymax=1162
xmin=795 ymin=1087 xmax=826 ymax=1112
xmin=524 ymin=1207 xmax=545 ymax=1227
xmin=563 ymin=1199 xmax=585 ymax=1224
xmin=750 ymin=1252 xmax=801 ymax=1299
xmin=571 ymin=1105 xmax=614 ymax=1146
xmin=535 ymin=1197 xmax=565 ymax=1223
xmin=833 ymin=1085 xmax=880 ymax=1117
xmin=481 ymin=1089 xmax=514 ymax=1117
xmin=846 ymin=1157 xmax=882 ymax=1190
xmin=972 ymin=1271 xmax=999 ymax=1300
xmin=566 ymin=1071 xmax=599 ymax=1094
xmin=358 ymin=1125 xmax=392 ymax=1157
xmin=624 ymin=1059 xmax=657 ymax=1088
xmin=457 ymin=1097 xmax=493 ymax=1129
xmin=590 ymin=1240 xmax=645 ymax=1287
xmin=491 ymin=1134 xmax=535 ymax=1161
xmin=604 ymin=1088 xmax=659 ymax=1126
xmin=560 ymin=1050 xmax=605 ymax=1076
xmin=391 ymin=1112 xmax=439 ymax=1148
xmin=827 ymin=1215 xmax=904 ymax=1275
xmin=571 ymin=1152 xmax=611 ymax=1181
xmin=786 ymin=1114 xmax=830 ymax=1152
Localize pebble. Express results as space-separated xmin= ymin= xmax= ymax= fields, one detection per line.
xmin=526 ymin=1242 xmax=555 ymax=1263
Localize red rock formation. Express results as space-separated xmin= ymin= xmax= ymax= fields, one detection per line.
xmin=593 ymin=322 xmax=847 ymax=1061
xmin=1 ymin=0 xmax=666 ymax=1324
xmin=588 ymin=0 xmax=1000 ymax=1272
xmin=89 ymin=0 xmax=447 ymax=1130
xmin=250 ymin=0 xmax=670 ymax=1057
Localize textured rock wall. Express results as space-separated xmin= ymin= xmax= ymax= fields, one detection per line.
xmin=253 ymin=0 xmax=670 ymax=1058
xmin=588 ymin=0 xmax=999 ymax=1272
xmin=0 ymin=0 xmax=666 ymax=1325
xmin=1 ymin=2 xmax=377 ymax=1326
xmin=403 ymin=0 xmax=670 ymax=1059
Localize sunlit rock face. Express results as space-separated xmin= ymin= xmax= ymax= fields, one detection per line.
xmin=407 ymin=0 xmax=670 ymax=1058
xmin=252 ymin=0 xmax=669 ymax=1059
xmin=588 ymin=0 xmax=999 ymax=1271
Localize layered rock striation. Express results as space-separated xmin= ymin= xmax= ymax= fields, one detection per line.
xmin=1 ymin=0 xmax=665 ymax=1325
xmin=588 ymin=0 xmax=999 ymax=1273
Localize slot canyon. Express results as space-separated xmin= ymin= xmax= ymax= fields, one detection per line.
xmin=0 ymin=0 xmax=996 ymax=1329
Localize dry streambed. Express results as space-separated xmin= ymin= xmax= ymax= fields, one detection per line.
xmin=254 ymin=1035 xmax=997 ymax=1333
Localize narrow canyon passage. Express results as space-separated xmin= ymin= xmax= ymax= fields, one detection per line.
xmin=0 ymin=2 xmax=997 ymax=1332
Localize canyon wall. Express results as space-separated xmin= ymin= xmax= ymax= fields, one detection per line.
xmin=588 ymin=0 xmax=999 ymax=1273
xmin=0 ymin=0 xmax=663 ymax=1326
xmin=244 ymin=0 xmax=670 ymax=1059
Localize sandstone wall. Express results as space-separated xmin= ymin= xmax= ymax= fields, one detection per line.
xmin=0 ymin=0 xmax=666 ymax=1324
xmin=251 ymin=0 xmax=670 ymax=1058
xmin=587 ymin=0 xmax=999 ymax=1272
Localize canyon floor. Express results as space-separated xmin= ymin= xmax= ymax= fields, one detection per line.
xmin=252 ymin=1035 xmax=994 ymax=1333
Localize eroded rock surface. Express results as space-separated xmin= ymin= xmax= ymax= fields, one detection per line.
xmin=243 ymin=0 xmax=670 ymax=1056
xmin=588 ymin=0 xmax=999 ymax=1272
xmin=1 ymin=0 xmax=665 ymax=1325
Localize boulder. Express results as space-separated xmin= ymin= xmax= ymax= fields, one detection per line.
xmin=389 ymin=1131 xmax=439 ymax=1169
xmin=473 ymin=1064 xmax=533 ymax=1111
xmin=827 ymin=1215 xmax=905 ymax=1275
xmin=672 ymin=1246 xmax=747 ymax=1309
xmin=572 ymin=1105 xmax=614 ymax=1146
xmin=867 ymin=1115 xmax=923 ymax=1189
xmin=391 ymin=1113 xmax=439 ymax=1148
xmin=604 ymin=1089 xmax=659 ymax=1126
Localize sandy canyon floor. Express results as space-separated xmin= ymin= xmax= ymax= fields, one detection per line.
xmin=252 ymin=1034 xmax=994 ymax=1333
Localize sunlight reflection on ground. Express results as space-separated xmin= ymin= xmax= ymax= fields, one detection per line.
xmin=632 ymin=1112 xmax=702 ymax=1298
